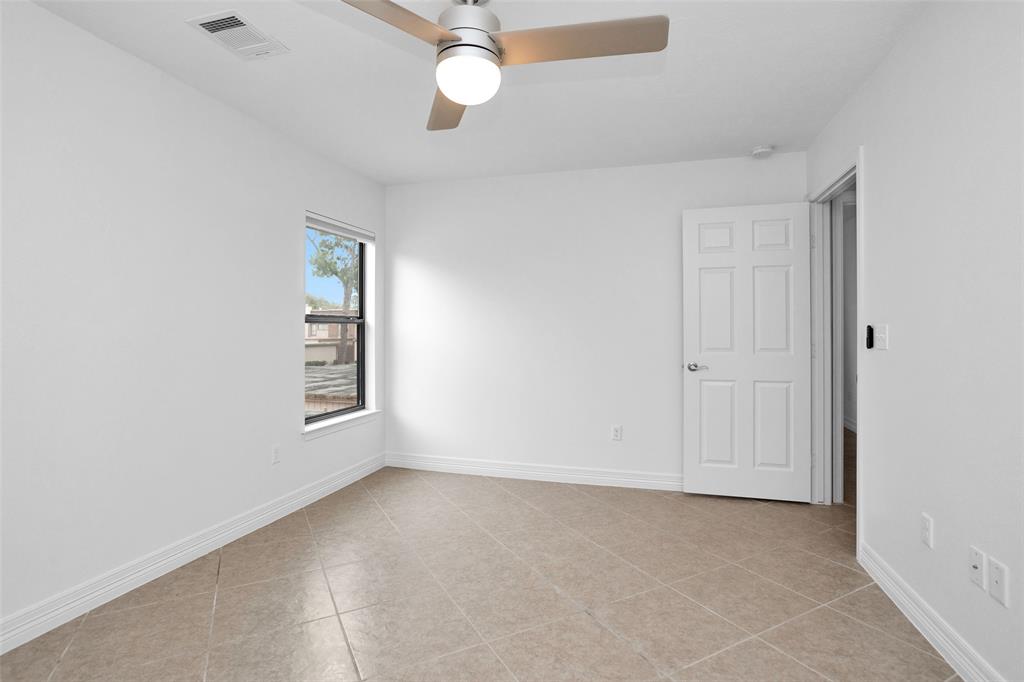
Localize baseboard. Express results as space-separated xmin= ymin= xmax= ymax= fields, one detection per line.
xmin=844 ymin=416 xmax=857 ymax=432
xmin=0 ymin=452 xmax=385 ymax=655
xmin=385 ymin=451 xmax=684 ymax=491
xmin=858 ymin=543 xmax=1003 ymax=682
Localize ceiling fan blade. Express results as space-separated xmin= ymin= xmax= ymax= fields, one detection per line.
xmin=339 ymin=0 xmax=460 ymax=45
xmin=426 ymin=89 xmax=466 ymax=131
xmin=492 ymin=15 xmax=669 ymax=66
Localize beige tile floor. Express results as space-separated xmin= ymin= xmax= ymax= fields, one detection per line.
xmin=2 ymin=468 xmax=958 ymax=681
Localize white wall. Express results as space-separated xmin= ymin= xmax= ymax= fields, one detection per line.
xmin=385 ymin=154 xmax=806 ymax=482
xmin=843 ymin=203 xmax=857 ymax=428
xmin=808 ymin=3 xmax=1023 ymax=679
xmin=1 ymin=1 xmax=384 ymax=626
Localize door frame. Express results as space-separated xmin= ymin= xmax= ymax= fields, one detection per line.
xmin=829 ymin=188 xmax=857 ymax=503
xmin=809 ymin=149 xmax=864 ymax=510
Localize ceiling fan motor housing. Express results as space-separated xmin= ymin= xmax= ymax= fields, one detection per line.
xmin=436 ymin=3 xmax=502 ymax=68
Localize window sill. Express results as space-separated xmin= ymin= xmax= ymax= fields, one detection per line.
xmin=303 ymin=409 xmax=381 ymax=441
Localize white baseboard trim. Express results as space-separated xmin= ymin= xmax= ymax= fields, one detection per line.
xmin=385 ymin=451 xmax=684 ymax=491
xmin=843 ymin=416 xmax=857 ymax=432
xmin=0 ymin=452 xmax=385 ymax=655
xmin=858 ymin=542 xmax=1003 ymax=682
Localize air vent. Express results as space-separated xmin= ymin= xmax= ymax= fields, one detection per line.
xmin=187 ymin=11 xmax=289 ymax=60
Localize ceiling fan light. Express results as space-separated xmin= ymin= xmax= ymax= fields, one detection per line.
xmin=435 ymin=48 xmax=501 ymax=106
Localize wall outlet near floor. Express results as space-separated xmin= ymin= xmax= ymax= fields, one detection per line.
xmin=611 ymin=425 xmax=623 ymax=441
xmin=988 ymin=557 xmax=1009 ymax=606
xmin=920 ymin=512 xmax=934 ymax=548
xmin=271 ymin=444 xmax=281 ymax=465
xmin=969 ymin=546 xmax=986 ymax=589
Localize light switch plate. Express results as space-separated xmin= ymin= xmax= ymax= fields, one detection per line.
xmin=920 ymin=513 xmax=934 ymax=548
xmin=874 ymin=324 xmax=889 ymax=350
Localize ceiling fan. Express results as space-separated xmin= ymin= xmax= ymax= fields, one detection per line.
xmin=338 ymin=0 xmax=670 ymax=130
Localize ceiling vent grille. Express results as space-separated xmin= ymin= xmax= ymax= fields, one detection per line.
xmin=187 ymin=11 xmax=289 ymax=60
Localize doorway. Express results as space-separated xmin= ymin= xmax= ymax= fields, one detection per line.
xmin=679 ymin=191 xmax=859 ymax=507
xmin=809 ymin=164 xmax=860 ymax=508
xmin=830 ymin=187 xmax=857 ymax=505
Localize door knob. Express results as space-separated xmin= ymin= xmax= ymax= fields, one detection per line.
xmin=686 ymin=362 xmax=708 ymax=372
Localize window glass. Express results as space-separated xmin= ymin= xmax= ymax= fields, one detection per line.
xmin=305 ymin=225 xmax=364 ymax=423
xmin=304 ymin=322 xmax=360 ymax=418
xmin=305 ymin=228 xmax=360 ymax=316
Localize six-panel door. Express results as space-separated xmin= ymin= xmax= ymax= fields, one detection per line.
xmin=682 ymin=203 xmax=811 ymax=502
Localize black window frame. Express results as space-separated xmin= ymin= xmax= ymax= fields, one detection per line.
xmin=304 ymin=235 xmax=366 ymax=425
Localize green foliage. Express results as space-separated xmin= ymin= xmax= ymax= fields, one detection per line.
xmin=307 ymin=230 xmax=359 ymax=311
xmin=305 ymin=360 xmax=327 ymax=367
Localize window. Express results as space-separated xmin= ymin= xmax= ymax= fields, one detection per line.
xmin=305 ymin=222 xmax=365 ymax=423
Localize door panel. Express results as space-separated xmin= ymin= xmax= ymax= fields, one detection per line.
xmin=753 ymin=381 xmax=792 ymax=469
xmin=700 ymin=380 xmax=737 ymax=465
xmin=699 ymin=268 xmax=735 ymax=352
xmin=753 ymin=266 xmax=792 ymax=352
xmin=683 ymin=203 xmax=811 ymax=502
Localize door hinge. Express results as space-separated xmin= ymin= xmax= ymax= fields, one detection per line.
xmin=811 ymin=341 xmax=816 ymax=359
xmin=809 ymin=230 xmax=816 ymax=249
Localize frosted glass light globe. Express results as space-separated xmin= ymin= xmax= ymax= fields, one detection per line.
xmin=435 ymin=53 xmax=501 ymax=106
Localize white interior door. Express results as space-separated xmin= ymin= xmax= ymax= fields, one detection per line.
xmin=682 ymin=203 xmax=811 ymax=502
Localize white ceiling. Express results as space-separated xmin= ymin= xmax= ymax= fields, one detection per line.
xmin=39 ymin=0 xmax=921 ymax=184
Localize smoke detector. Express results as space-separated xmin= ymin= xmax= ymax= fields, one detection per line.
xmin=751 ymin=145 xmax=775 ymax=159
xmin=187 ymin=11 xmax=289 ymax=60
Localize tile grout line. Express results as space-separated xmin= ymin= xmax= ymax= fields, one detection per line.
xmin=820 ymin=602 xmax=954 ymax=664
xmin=434 ymin=476 xmax=702 ymax=675
xmin=528 ymin=485 xmax=845 ymax=679
xmin=485 ymin=477 xmax=939 ymax=679
xmin=754 ymin=634 xmax=839 ymax=682
xmin=671 ymin=631 xmax=836 ymax=682
xmin=76 ymin=535 xmax=364 ymax=609
xmin=684 ymin=590 xmax=879 ymax=681
xmin=43 ymin=607 xmax=91 ymax=682
xmin=573 ymin=486 xmax=782 ymax=563
xmin=376 ymin=475 xmax=525 ymax=682
xmin=339 ymin=473 xmax=945 ymax=678
xmin=363 ymin=474 xmax=523 ymax=682
xmin=663 ymin=539 xmax=948 ymax=672
xmin=408 ymin=472 xmax=618 ymax=680
xmin=482 ymin=480 xmax=766 ymax=677
xmin=424 ymin=478 xmax=599 ymax=613
xmin=546 ymin=511 xmax=785 ymax=676
xmin=717 ymin=552 xmax=868 ymax=608
xmin=587 ymin=488 xmax=872 ymax=608
xmin=199 ymin=548 xmax=222 ymax=682
xmin=742 ymin=582 xmax=940 ymax=681
xmin=779 ymin=541 xmax=869 ymax=576
xmin=360 ymin=639 xmax=496 ymax=681
xmin=303 ymin=505 xmax=363 ymax=680
xmin=48 ymin=467 xmax=939 ymax=681
xmin=570 ymin=485 xmax=861 ymax=613
xmin=466 ymin=477 xmax=714 ymax=680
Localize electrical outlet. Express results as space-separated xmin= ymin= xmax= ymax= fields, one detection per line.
xmin=920 ymin=513 xmax=934 ymax=548
xmin=989 ymin=557 xmax=1009 ymax=607
xmin=969 ymin=546 xmax=986 ymax=589
xmin=611 ymin=425 xmax=623 ymax=441
xmin=271 ymin=444 xmax=281 ymax=465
